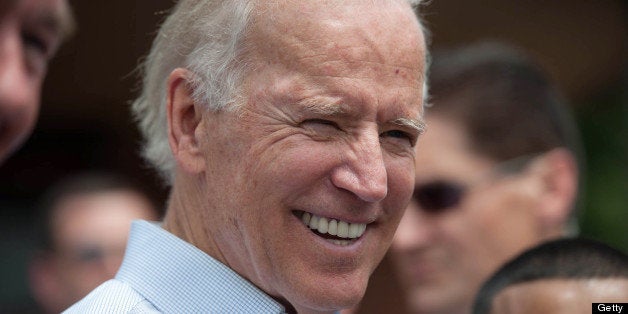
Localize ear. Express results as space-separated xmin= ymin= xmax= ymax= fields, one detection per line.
xmin=528 ymin=148 xmax=578 ymax=235
xmin=167 ymin=68 xmax=206 ymax=175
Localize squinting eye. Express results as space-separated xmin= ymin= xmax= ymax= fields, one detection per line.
xmin=301 ymin=119 xmax=340 ymax=130
xmin=22 ymin=32 xmax=49 ymax=56
xmin=305 ymin=119 xmax=337 ymax=127
xmin=380 ymin=130 xmax=415 ymax=146
xmin=21 ymin=31 xmax=50 ymax=75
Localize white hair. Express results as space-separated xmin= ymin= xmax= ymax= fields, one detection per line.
xmin=132 ymin=0 xmax=426 ymax=185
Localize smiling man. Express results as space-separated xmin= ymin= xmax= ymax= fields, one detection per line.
xmin=0 ymin=0 xmax=74 ymax=164
xmin=65 ymin=0 xmax=428 ymax=313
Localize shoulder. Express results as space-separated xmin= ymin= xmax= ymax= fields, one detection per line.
xmin=63 ymin=279 xmax=161 ymax=314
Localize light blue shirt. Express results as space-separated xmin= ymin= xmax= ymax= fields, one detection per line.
xmin=64 ymin=220 xmax=286 ymax=313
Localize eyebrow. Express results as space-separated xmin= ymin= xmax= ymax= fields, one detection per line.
xmin=295 ymin=96 xmax=347 ymax=117
xmin=295 ymin=96 xmax=426 ymax=134
xmin=392 ymin=117 xmax=426 ymax=135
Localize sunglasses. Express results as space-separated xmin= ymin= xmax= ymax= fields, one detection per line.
xmin=414 ymin=181 xmax=465 ymax=213
xmin=413 ymin=153 xmax=541 ymax=213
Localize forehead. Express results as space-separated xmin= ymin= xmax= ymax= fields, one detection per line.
xmin=242 ymin=0 xmax=427 ymax=124
xmin=51 ymin=191 xmax=154 ymax=240
xmin=248 ymin=0 xmax=426 ymax=83
xmin=415 ymin=115 xmax=495 ymax=181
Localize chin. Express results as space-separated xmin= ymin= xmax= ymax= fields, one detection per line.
xmin=406 ymin=285 xmax=467 ymax=314
xmin=286 ymin=274 xmax=369 ymax=313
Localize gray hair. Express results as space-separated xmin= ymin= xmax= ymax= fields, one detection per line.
xmin=132 ymin=0 xmax=426 ymax=185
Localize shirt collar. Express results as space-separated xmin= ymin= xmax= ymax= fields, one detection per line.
xmin=116 ymin=220 xmax=286 ymax=313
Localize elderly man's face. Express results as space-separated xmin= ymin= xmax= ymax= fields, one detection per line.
xmin=0 ymin=0 xmax=71 ymax=163
xmin=188 ymin=1 xmax=425 ymax=312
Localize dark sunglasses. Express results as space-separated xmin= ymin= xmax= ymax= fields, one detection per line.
xmin=413 ymin=153 xmax=541 ymax=213
xmin=414 ymin=181 xmax=466 ymax=213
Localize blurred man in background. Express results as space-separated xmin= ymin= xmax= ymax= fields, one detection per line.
xmin=474 ymin=237 xmax=628 ymax=314
xmin=361 ymin=42 xmax=582 ymax=314
xmin=29 ymin=172 xmax=159 ymax=313
xmin=1 ymin=2 xmax=76 ymax=312
xmin=0 ymin=0 xmax=74 ymax=165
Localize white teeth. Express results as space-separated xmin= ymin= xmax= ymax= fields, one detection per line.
xmin=301 ymin=212 xmax=366 ymax=240
xmin=337 ymin=221 xmax=349 ymax=238
xmin=349 ymin=223 xmax=360 ymax=238
xmin=309 ymin=215 xmax=319 ymax=229
xmin=317 ymin=217 xmax=329 ymax=234
xmin=302 ymin=212 xmax=311 ymax=225
xmin=328 ymin=219 xmax=338 ymax=236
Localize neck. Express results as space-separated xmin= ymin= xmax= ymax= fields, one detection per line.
xmin=162 ymin=174 xmax=226 ymax=264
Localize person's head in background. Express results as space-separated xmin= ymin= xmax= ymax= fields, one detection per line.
xmin=389 ymin=42 xmax=582 ymax=314
xmin=29 ymin=172 xmax=160 ymax=314
xmin=0 ymin=0 xmax=74 ymax=164
xmin=473 ymin=238 xmax=628 ymax=314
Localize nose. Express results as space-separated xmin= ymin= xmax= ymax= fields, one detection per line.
xmin=331 ymin=131 xmax=388 ymax=202
xmin=0 ymin=31 xmax=35 ymax=110
xmin=392 ymin=202 xmax=433 ymax=250
xmin=0 ymin=29 xmax=40 ymax=161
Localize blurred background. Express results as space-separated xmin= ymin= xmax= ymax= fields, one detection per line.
xmin=1 ymin=0 xmax=626 ymax=311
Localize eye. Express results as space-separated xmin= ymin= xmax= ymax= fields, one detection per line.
xmin=414 ymin=181 xmax=466 ymax=213
xmin=22 ymin=32 xmax=49 ymax=55
xmin=300 ymin=119 xmax=341 ymax=140
xmin=75 ymin=247 xmax=104 ymax=263
xmin=302 ymin=119 xmax=338 ymax=128
xmin=21 ymin=31 xmax=51 ymax=75
xmin=380 ymin=129 xmax=415 ymax=146
xmin=300 ymin=119 xmax=341 ymax=131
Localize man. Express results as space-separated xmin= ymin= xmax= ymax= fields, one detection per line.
xmin=67 ymin=0 xmax=429 ymax=313
xmin=473 ymin=238 xmax=628 ymax=314
xmin=386 ymin=43 xmax=582 ymax=314
xmin=0 ymin=0 xmax=74 ymax=164
xmin=29 ymin=172 xmax=160 ymax=314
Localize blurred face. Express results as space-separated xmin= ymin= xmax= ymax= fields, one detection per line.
xmin=0 ymin=0 xmax=72 ymax=163
xmin=491 ymin=279 xmax=628 ymax=314
xmin=391 ymin=115 xmax=546 ymax=314
xmin=46 ymin=190 xmax=157 ymax=311
xmin=190 ymin=1 xmax=426 ymax=312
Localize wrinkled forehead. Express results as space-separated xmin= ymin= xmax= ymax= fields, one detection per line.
xmin=247 ymin=0 xmax=426 ymax=80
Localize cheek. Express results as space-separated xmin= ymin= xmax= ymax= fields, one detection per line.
xmin=384 ymin=156 xmax=416 ymax=215
xmin=0 ymin=65 xmax=42 ymax=121
xmin=462 ymin=190 xmax=539 ymax=264
xmin=249 ymin=139 xmax=339 ymax=195
xmin=9 ymin=97 xmax=39 ymax=126
xmin=374 ymin=157 xmax=415 ymax=248
xmin=0 ymin=90 xmax=40 ymax=151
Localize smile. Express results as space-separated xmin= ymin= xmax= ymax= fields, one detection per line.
xmin=297 ymin=211 xmax=367 ymax=246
